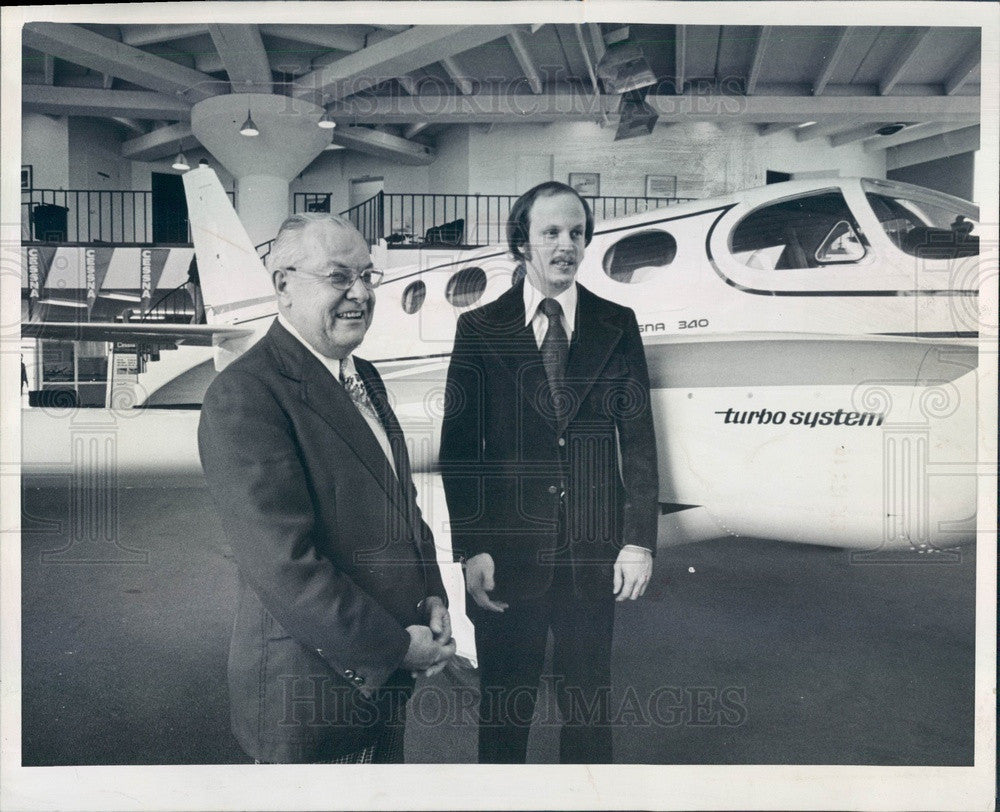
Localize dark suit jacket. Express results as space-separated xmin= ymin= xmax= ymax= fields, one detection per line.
xmin=439 ymin=281 xmax=658 ymax=601
xmin=198 ymin=320 xmax=445 ymax=763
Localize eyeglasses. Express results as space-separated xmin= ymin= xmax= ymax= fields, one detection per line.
xmin=285 ymin=266 xmax=385 ymax=290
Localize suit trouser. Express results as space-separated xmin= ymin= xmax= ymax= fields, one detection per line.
xmin=472 ymin=558 xmax=616 ymax=764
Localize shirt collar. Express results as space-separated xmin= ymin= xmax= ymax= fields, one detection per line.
xmin=277 ymin=312 xmax=354 ymax=380
xmin=522 ymin=278 xmax=577 ymax=332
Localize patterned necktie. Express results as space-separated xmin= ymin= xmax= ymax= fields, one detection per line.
xmin=340 ymin=365 xmax=382 ymax=426
xmin=539 ymin=297 xmax=569 ymax=404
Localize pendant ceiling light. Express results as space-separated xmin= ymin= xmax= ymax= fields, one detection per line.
xmin=171 ymin=152 xmax=190 ymax=171
xmin=239 ymin=110 xmax=259 ymax=137
xmin=318 ymin=110 xmax=337 ymax=129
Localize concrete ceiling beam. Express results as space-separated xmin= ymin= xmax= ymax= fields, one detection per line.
xmin=745 ymin=26 xmax=773 ymax=96
xmin=23 ymin=85 xmax=193 ymax=119
xmin=120 ymin=24 xmax=209 ymax=47
xmin=944 ymin=47 xmax=980 ymax=96
xmin=324 ymin=92 xmax=978 ymax=124
xmin=812 ymin=28 xmax=850 ymax=96
xmin=506 ymin=31 xmax=543 ymax=94
xmin=440 ymin=56 xmax=473 ymax=95
xmin=293 ymin=25 xmax=513 ymax=103
xmin=23 ymin=22 xmax=224 ymax=103
xmin=122 ymin=122 xmax=199 ymax=161
xmin=208 ymin=24 xmax=273 ymax=94
xmin=862 ymin=120 xmax=978 ymax=151
xmin=880 ymin=28 xmax=932 ymax=96
xmin=674 ymin=25 xmax=687 ymax=94
xmin=331 ymin=126 xmax=436 ymax=165
xmin=259 ymin=24 xmax=366 ymax=53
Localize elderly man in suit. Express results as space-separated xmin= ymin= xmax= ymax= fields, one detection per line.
xmin=440 ymin=181 xmax=659 ymax=764
xmin=198 ymin=213 xmax=455 ymax=764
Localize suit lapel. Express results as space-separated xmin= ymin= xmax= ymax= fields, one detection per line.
xmin=267 ymin=322 xmax=402 ymax=508
xmin=355 ymin=360 xmax=410 ymax=489
xmin=561 ymin=285 xmax=623 ymax=429
xmin=356 ymin=358 xmax=431 ymax=551
xmin=478 ymin=282 xmax=559 ymax=431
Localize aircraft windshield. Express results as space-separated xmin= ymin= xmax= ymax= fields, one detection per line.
xmin=862 ymin=179 xmax=980 ymax=258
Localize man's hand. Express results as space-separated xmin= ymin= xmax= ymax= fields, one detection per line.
xmin=402 ymin=624 xmax=456 ymax=678
xmin=464 ymin=553 xmax=508 ymax=612
xmin=613 ymin=546 xmax=652 ymax=601
xmin=422 ymin=595 xmax=451 ymax=645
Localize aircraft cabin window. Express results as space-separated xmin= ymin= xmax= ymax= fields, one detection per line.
xmin=864 ymin=189 xmax=979 ymax=259
xmin=445 ymin=266 xmax=487 ymax=308
xmin=401 ymin=280 xmax=426 ymax=314
xmin=730 ymin=191 xmax=868 ymax=271
xmin=602 ymin=230 xmax=677 ymax=283
xmin=815 ymin=220 xmax=866 ymax=264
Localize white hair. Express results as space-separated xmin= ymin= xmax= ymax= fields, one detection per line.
xmin=266 ymin=213 xmax=364 ymax=274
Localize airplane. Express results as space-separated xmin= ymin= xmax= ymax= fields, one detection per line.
xmin=22 ymin=166 xmax=987 ymax=556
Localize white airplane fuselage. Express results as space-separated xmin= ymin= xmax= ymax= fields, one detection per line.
xmin=22 ymin=176 xmax=985 ymax=553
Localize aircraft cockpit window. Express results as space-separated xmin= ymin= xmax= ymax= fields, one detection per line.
xmin=602 ymin=230 xmax=677 ymax=283
xmin=401 ymin=280 xmax=426 ymax=314
xmin=445 ymin=266 xmax=487 ymax=308
xmin=815 ymin=221 xmax=866 ymax=264
xmin=730 ymin=191 xmax=868 ymax=271
xmin=864 ymin=190 xmax=979 ymax=259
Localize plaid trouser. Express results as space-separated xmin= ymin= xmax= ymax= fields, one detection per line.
xmin=327 ymin=716 xmax=405 ymax=764
xmin=255 ymin=674 xmax=409 ymax=764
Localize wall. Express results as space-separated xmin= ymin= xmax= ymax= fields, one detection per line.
xmin=68 ymin=117 xmax=127 ymax=189
xmin=290 ymin=147 xmax=431 ymax=216
xmin=130 ymin=149 xmax=236 ymax=196
xmin=22 ymin=113 xmax=69 ymax=191
xmin=426 ymin=126 xmax=470 ymax=193
xmin=887 ymin=152 xmax=974 ymax=201
xmin=753 ymin=128 xmax=886 ymax=187
xmin=463 ymin=121 xmax=887 ymax=201
xmin=972 ymin=151 xmax=988 ymax=208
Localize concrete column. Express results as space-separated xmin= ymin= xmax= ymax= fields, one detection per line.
xmin=235 ymin=174 xmax=290 ymax=248
xmin=190 ymin=93 xmax=331 ymax=246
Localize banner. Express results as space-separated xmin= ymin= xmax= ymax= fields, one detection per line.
xmin=84 ymin=247 xmax=114 ymax=315
xmin=139 ymin=247 xmax=171 ymax=309
xmin=25 ymin=245 xmax=57 ymax=318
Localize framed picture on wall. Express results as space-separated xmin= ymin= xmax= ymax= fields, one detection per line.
xmin=21 ymin=165 xmax=33 ymax=190
xmin=568 ymin=172 xmax=600 ymax=197
xmin=645 ymin=174 xmax=677 ymax=198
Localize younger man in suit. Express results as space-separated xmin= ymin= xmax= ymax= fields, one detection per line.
xmin=440 ymin=182 xmax=660 ymax=763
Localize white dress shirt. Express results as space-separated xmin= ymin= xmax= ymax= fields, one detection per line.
xmin=277 ymin=314 xmax=396 ymax=477
xmin=523 ymin=278 xmax=577 ymax=348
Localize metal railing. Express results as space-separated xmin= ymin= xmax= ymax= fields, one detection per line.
xmin=293 ymin=191 xmax=694 ymax=247
xmin=22 ymin=188 xmax=235 ymax=245
xmin=136 ymin=281 xmax=200 ymax=325
xmin=256 ymin=238 xmax=275 ymax=264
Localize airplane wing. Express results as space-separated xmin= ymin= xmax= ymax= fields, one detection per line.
xmin=21 ymin=322 xmax=255 ymax=345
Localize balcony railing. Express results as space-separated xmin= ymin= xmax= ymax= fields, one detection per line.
xmin=293 ymin=191 xmax=694 ymax=248
xmin=22 ymin=188 xmax=235 ymax=245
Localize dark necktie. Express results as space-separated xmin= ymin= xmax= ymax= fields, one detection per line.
xmin=539 ymin=297 xmax=569 ymax=405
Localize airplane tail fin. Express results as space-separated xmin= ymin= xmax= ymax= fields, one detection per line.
xmin=182 ymin=167 xmax=276 ymax=327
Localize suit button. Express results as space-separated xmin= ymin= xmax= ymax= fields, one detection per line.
xmin=352 ymin=676 xmax=365 ymax=686
xmin=316 ymin=648 xmax=324 ymax=656
xmin=548 ymin=485 xmax=558 ymax=494
xmin=344 ymin=669 xmax=355 ymax=678
xmin=557 ymin=437 xmax=566 ymax=447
